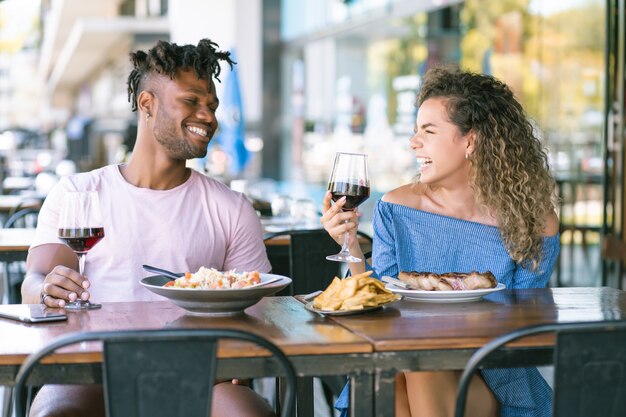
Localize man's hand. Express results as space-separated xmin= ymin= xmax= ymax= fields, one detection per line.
xmin=23 ymin=243 xmax=81 ymax=305
xmin=40 ymin=265 xmax=91 ymax=307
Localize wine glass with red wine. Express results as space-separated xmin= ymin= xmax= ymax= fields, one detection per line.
xmin=57 ymin=191 xmax=105 ymax=310
xmin=326 ymin=152 xmax=370 ymax=262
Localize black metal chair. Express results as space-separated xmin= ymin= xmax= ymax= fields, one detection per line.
xmin=13 ymin=328 xmax=297 ymax=417
xmin=264 ymin=229 xmax=373 ymax=296
xmin=5 ymin=194 xmax=43 ymax=221
xmin=454 ymin=320 xmax=626 ymax=417
xmin=263 ymin=229 xmax=372 ymax=410
xmin=4 ymin=207 xmax=39 ymax=229
xmin=2 ymin=207 xmax=39 ymax=304
xmin=601 ymin=234 xmax=626 ymax=289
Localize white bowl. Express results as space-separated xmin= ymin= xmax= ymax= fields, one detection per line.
xmin=140 ymin=273 xmax=292 ymax=316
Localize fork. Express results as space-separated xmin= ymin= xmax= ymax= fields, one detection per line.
xmin=248 ymin=277 xmax=282 ymax=288
xmin=142 ymin=264 xmax=183 ymax=280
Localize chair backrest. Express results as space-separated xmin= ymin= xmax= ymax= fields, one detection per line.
xmin=3 ymin=207 xmax=40 ymax=303
xmin=454 ymin=320 xmax=626 ymax=417
xmin=264 ymin=229 xmax=340 ymax=295
xmin=13 ymin=328 xmax=297 ymax=417
xmin=264 ymin=229 xmax=373 ymax=295
xmin=3 ymin=207 xmax=39 ymax=228
xmin=6 ymin=194 xmax=43 ymax=218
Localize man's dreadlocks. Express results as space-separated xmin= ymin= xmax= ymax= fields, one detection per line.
xmin=127 ymin=38 xmax=235 ymax=112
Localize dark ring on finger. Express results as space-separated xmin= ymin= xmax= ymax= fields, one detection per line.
xmin=40 ymin=292 xmax=51 ymax=305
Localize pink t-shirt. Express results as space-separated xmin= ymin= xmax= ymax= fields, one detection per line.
xmin=31 ymin=165 xmax=271 ymax=302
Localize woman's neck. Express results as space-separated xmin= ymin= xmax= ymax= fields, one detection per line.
xmin=423 ymin=185 xmax=496 ymax=225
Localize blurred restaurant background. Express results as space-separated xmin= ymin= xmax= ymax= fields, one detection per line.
xmin=0 ymin=0 xmax=625 ymax=288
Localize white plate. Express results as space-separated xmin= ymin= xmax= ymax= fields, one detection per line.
xmin=386 ymin=283 xmax=506 ymax=303
xmin=140 ymin=273 xmax=292 ymax=316
xmin=304 ymin=299 xmax=398 ymax=316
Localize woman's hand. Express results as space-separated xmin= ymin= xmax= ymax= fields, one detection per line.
xmin=320 ymin=191 xmax=361 ymax=248
xmin=40 ymin=265 xmax=91 ymax=307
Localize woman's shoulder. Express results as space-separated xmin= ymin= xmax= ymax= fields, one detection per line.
xmin=381 ymin=183 xmax=424 ymax=208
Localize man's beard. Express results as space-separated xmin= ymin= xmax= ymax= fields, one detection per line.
xmin=152 ymin=110 xmax=208 ymax=160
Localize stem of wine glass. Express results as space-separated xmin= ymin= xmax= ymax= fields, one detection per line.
xmin=66 ymin=251 xmax=100 ymax=309
xmin=77 ymin=252 xmax=86 ymax=276
xmin=339 ymin=229 xmax=351 ymax=256
xmin=74 ymin=252 xmax=86 ymax=306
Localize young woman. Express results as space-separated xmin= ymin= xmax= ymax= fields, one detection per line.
xmin=321 ymin=66 xmax=560 ymax=417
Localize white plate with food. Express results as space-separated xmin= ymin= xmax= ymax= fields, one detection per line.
xmin=385 ymin=283 xmax=505 ymax=303
xmin=383 ymin=271 xmax=505 ymax=303
xmin=140 ymin=271 xmax=291 ymax=316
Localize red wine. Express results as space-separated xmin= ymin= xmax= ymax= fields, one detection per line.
xmin=58 ymin=227 xmax=105 ymax=253
xmin=329 ymin=182 xmax=370 ymax=210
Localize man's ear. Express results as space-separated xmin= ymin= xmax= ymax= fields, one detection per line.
xmin=137 ymin=90 xmax=155 ymax=115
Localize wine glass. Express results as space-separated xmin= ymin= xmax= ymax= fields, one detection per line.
xmin=57 ymin=191 xmax=105 ymax=310
xmin=326 ymin=152 xmax=370 ymax=262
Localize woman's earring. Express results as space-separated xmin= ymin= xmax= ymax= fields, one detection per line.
xmin=465 ymin=153 xmax=469 ymax=160
xmin=146 ymin=113 xmax=151 ymax=128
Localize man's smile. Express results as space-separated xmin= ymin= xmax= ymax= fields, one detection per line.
xmin=186 ymin=125 xmax=209 ymax=137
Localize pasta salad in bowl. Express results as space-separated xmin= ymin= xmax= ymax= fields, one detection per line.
xmin=141 ymin=268 xmax=291 ymax=316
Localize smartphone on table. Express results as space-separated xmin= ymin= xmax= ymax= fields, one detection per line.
xmin=0 ymin=304 xmax=67 ymax=323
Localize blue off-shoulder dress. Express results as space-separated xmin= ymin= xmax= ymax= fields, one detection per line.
xmin=335 ymin=200 xmax=560 ymax=417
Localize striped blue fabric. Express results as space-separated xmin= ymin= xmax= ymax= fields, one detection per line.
xmin=336 ymin=200 xmax=560 ymax=417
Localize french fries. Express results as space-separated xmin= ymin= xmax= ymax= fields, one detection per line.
xmin=313 ymin=271 xmax=400 ymax=311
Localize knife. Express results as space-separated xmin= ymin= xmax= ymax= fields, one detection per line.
xmin=381 ymin=275 xmax=409 ymax=289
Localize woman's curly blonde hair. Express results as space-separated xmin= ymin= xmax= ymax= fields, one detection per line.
xmin=417 ymin=66 xmax=557 ymax=270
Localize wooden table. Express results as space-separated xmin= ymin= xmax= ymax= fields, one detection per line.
xmin=328 ymin=287 xmax=626 ymax=417
xmin=2 ymin=288 xmax=625 ymax=417
xmin=2 ymin=177 xmax=35 ymax=195
xmin=0 ymin=228 xmax=35 ymax=263
xmin=263 ymin=232 xmax=371 ymax=247
xmin=0 ymin=297 xmax=375 ymax=417
xmin=262 ymin=220 xmax=373 ymax=247
xmin=0 ymin=195 xmax=41 ymax=214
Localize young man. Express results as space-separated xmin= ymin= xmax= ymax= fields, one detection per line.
xmin=22 ymin=39 xmax=275 ymax=417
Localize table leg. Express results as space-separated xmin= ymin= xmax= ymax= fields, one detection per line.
xmin=375 ymin=370 xmax=396 ymax=417
xmin=349 ymin=373 xmax=374 ymax=417
xmin=2 ymin=263 xmax=9 ymax=304
xmin=1 ymin=386 xmax=12 ymax=417
xmin=296 ymin=376 xmax=314 ymax=417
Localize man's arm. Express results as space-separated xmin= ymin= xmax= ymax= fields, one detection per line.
xmin=22 ymin=243 xmax=88 ymax=307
